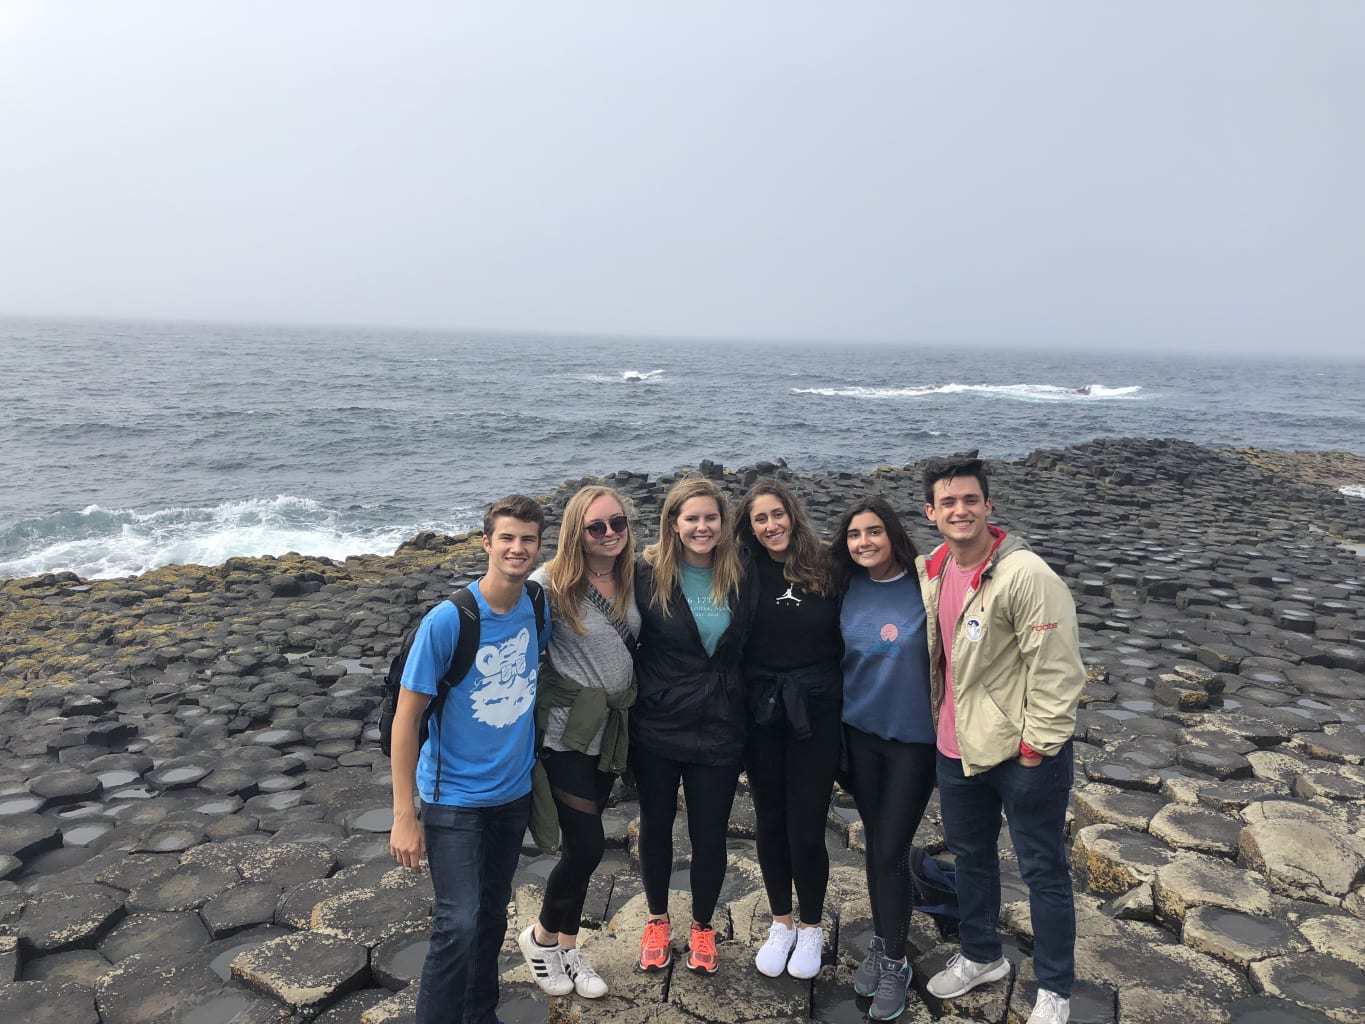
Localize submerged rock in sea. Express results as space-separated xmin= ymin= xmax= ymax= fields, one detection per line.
xmin=0 ymin=437 xmax=1362 ymax=1021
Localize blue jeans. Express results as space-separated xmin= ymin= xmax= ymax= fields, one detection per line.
xmin=936 ymin=742 xmax=1075 ymax=997
xmin=416 ymin=794 xmax=531 ymax=1024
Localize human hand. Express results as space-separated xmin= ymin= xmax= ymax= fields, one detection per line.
xmin=390 ymin=815 xmax=426 ymax=870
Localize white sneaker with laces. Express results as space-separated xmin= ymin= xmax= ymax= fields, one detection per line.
xmin=925 ymin=951 xmax=1011 ymax=999
xmin=786 ymin=925 xmax=824 ymax=979
xmin=1026 ymin=988 xmax=1070 ymax=1024
xmin=517 ymin=925 xmax=574 ymax=996
xmin=562 ymin=947 xmax=608 ymax=999
xmin=754 ymin=920 xmax=798 ymax=977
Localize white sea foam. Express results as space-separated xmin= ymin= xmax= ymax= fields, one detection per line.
xmin=0 ymin=496 xmax=459 ymax=581
xmin=791 ymin=382 xmax=1143 ymax=401
xmin=1341 ymin=484 xmax=1365 ymax=499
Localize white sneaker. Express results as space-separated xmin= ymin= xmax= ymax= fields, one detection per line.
xmin=562 ymin=947 xmax=608 ymax=999
xmin=787 ymin=925 xmax=824 ymax=979
xmin=754 ymin=920 xmax=797 ymax=977
xmin=926 ymin=951 xmax=1010 ymax=999
xmin=516 ymin=925 xmax=573 ymax=996
xmin=1027 ymin=988 xmax=1070 ymax=1024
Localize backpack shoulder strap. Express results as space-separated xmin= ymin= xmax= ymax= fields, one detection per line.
xmin=441 ymin=587 xmax=482 ymax=689
xmin=525 ymin=579 xmax=547 ymax=637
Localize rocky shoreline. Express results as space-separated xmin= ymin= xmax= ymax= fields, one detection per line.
xmin=1 ymin=437 xmax=1363 ymax=1024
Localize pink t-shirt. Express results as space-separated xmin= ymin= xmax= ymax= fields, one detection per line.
xmin=935 ymin=556 xmax=980 ymax=759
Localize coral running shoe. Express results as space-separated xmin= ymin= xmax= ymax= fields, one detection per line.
xmin=687 ymin=922 xmax=719 ymax=975
xmin=638 ymin=918 xmax=672 ymax=972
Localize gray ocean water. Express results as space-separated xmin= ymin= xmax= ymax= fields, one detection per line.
xmin=3 ymin=316 xmax=1362 ymax=580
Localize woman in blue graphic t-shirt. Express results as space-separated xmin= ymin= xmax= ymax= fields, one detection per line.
xmin=831 ymin=496 xmax=936 ymax=1021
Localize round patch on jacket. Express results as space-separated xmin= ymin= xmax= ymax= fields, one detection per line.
xmin=964 ymin=617 xmax=984 ymax=642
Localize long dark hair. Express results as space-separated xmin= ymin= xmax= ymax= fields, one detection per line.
xmin=829 ymin=496 xmax=920 ymax=591
xmin=734 ymin=478 xmax=834 ymax=597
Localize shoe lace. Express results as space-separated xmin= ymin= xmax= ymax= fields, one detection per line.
xmin=795 ymin=928 xmax=822 ymax=955
xmin=944 ymin=951 xmax=971 ymax=981
xmin=1035 ymin=989 xmax=1067 ymax=1022
xmin=690 ymin=925 xmax=717 ymax=959
xmin=875 ymin=960 xmax=907 ymax=1000
xmin=565 ymin=949 xmax=599 ymax=980
xmin=763 ymin=922 xmax=790 ymax=946
xmin=643 ymin=920 xmax=670 ymax=952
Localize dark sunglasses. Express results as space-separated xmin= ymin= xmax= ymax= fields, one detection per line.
xmin=584 ymin=514 xmax=629 ymax=538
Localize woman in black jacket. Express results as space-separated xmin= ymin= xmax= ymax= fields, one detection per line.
xmin=736 ymin=479 xmax=842 ymax=981
xmin=632 ymin=474 xmax=751 ymax=977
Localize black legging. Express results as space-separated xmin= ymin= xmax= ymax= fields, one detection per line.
xmin=538 ymin=749 xmax=617 ymax=936
xmin=633 ymin=748 xmax=741 ymax=926
xmin=844 ymin=725 xmax=937 ymax=957
xmin=745 ymin=709 xmax=841 ymax=924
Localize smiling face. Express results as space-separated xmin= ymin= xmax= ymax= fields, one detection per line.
xmin=846 ymin=510 xmax=899 ymax=580
xmin=482 ymin=515 xmax=542 ymax=584
xmin=747 ymin=492 xmax=790 ymax=561
xmin=925 ymin=475 xmax=994 ymax=565
xmin=671 ymin=495 xmax=722 ymax=567
xmin=582 ymin=493 xmax=628 ymax=564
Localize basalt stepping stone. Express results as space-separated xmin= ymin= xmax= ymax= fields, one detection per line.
xmin=370 ymin=923 xmax=429 ymax=991
xmin=242 ymin=790 xmax=306 ymax=816
xmin=334 ymin=834 xmax=391 ymax=868
xmin=1 ymin=934 xmax=15 ymax=982
xmin=316 ymin=988 xmax=392 ymax=1023
xmin=126 ymin=862 xmax=241 ymax=913
xmin=1181 ymin=905 xmax=1309 ymax=967
xmin=255 ymin=773 xmax=304 ymax=794
xmin=98 ymin=911 xmax=211 ymax=963
xmin=1293 ymin=769 xmax=1365 ymax=801
xmin=1298 ymin=729 xmax=1365 ymax=765
xmin=196 ymin=769 xmax=260 ymax=799
xmin=310 ymin=886 xmax=432 ymax=947
xmin=0 ymin=816 xmax=62 ymax=862
xmin=276 ymin=877 xmax=354 ymax=929
xmin=1248 ymin=952 xmax=1365 ymax=1021
xmin=342 ymin=807 xmax=394 ymax=834
xmin=257 ymin=803 xmax=326 ymax=834
xmin=231 ymin=930 xmax=370 ymax=1014
xmin=1226 ymin=995 xmax=1338 ymax=1023
xmin=0 ymin=854 xmax=21 ymax=880
xmin=1239 ymin=818 xmax=1365 ymax=902
xmin=17 ymin=883 xmax=126 ymax=956
xmin=358 ymin=984 xmax=417 ymax=1024
xmin=269 ymin=820 xmax=346 ymax=847
xmin=149 ymin=764 xmax=213 ymax=790
xmin=1296 ymin=913 xmax=1365 ymax=963
xmin=29 ymin=770 xmax=103 ymax=807
xmin=1084 ymin=761 xmax=1163 ymax=792
xmin=94 ymin=950 xmax=226 ymax=1024
xmin=1153 ymin=854 xmax=1274 ymax=925
xmin=1178 ymin=746 xmax=1254 ymax=780
xmin=238 ymin=840 xmax=337 ymax=888
xmin=20 ymin=947 xmax=113 ymax=987
xmin=93 ymin=851 xmax=181 ymax=892
xmin=246 ymin=728 xmax=304 ymax=749
xmin=199 ymin=882 xmax=282 ymax=939
xmin=1072 ymin=824 xmax=1181 ymax=898
xmin=134 ymin=824 xmax=207 ymax=855
xmin=177 ymin=990 xmax=293 ymax=1024
xmin=303 ymin=719 xmax=364 ymax=744
xmin=0 ymin=978 xmax=100 ymax=1024
xmin=1149 ymin=804 xmax=1242 ymax=858
xmin=1072 ymin=784 xmax=1169 ymax=832
xmin=0 ymin=792 xmax=47 ymax=816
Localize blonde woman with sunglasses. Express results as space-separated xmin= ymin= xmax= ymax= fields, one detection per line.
xmin=517 ymin=486 xmax=639 ymax=1000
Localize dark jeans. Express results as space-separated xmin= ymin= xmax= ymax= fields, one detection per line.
xmin=633 ymin=747 xmax=741 ymax=925
xmin=416 ymin=794 xmax=531 ymax=1024
xmin=539 ymin=748 xmax=616 ymax=936
xmin=844 ymin=726 xmax=937 ymax=956
xmin=746 ymin=710 xmax=841 ymax=923
xmin=936 ymin=741 xmax=1075 ymax=998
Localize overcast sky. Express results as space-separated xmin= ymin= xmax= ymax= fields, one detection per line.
xmin=1 ymin=2 xmax=1361 ymax=354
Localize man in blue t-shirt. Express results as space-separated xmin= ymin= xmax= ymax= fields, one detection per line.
xmin=390 ymin=494 xmax=551 ymax=1024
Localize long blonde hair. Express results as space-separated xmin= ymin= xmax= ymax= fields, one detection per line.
xmin=642 ymin=475 xmax=743 ymax=614
xmin=546 ymin=485 xmax=636 ymax=634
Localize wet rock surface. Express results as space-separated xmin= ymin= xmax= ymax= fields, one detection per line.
xmin=1 ymin=439 xmax=1363 ymax=1021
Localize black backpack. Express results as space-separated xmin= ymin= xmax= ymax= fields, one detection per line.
xmin=378 ymin=580 xmax=547 ymax=757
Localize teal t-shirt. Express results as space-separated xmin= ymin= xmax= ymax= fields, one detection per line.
xmin=679 ymin=561 xmax=731 ymax=656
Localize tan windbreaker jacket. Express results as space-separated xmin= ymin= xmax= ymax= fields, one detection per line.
xmin=916 ymin=526 xmax=1085 ymax=776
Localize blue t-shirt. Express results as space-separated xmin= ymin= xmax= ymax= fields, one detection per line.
xmin=839 ymin=571 xmax=935 ymax=744
xmin=679 ymin=561 xmax=730 ymax=657
xmin=400 ymin=581 xmax=551 ymax=807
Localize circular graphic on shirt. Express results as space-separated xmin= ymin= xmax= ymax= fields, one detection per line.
xmin=880 ymin=623 xmax=899 ymax=643
xmin=965 ymin=617 xmax=984 ymax=642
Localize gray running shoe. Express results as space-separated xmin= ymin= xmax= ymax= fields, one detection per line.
xmin=868 ymin=956 xmax=910 ymax=1021
xmin=853 ymin=935 xmax=884 ymax=997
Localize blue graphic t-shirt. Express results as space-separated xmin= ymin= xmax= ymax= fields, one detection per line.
xmin=400 ymin=581 xmax=550 ymax=807
xmin=679 ymin=561 xmax=730 ymax=657
xmin=839 ymin=571 xmax=934 ymax=744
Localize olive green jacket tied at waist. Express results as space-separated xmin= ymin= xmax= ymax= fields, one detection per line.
xmin=529 ymin=665 xmax=637 ymax=853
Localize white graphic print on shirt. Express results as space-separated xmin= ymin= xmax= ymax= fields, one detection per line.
xmin=469 ymin=628 xmax=536 ymax=727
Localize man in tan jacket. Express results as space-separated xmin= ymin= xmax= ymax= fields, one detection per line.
xmin=916 ymin=452 xmax=1084 ymax=1024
